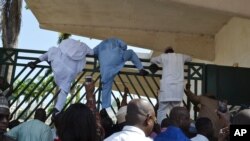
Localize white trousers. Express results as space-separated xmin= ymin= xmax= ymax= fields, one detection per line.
xmin=157 ymin=101 xmax=181 ymax=124
xmin=55 ymin=90 xmax=68 ymax=111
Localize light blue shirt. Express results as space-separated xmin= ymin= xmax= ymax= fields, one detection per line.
xmin=7 ymin=119 xmax=53 ymax=141
xmin=94 ymin=38 xmax=128 ymax=83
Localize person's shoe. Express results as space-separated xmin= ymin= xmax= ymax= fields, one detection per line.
xmin=149 ymin=63 xmax=159 ymax=74
xmin=51 ymin=108 xmax=59 ymax=121
xmin=139 ymin=69 xmax=149 ymax=76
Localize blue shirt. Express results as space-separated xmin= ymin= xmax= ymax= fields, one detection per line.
xmin=154 ymin=126 xmax=191 ymax=141
xmin=93 ymin=38 xmax=128 ymax=83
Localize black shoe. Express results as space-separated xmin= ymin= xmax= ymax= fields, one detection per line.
xmin=139 ymin=69 xmax=149 ymax=76
xmin=149 ymin=63 xmax=159 ymax=74
xmin=51 ymin=108 xmax=59 ymax=121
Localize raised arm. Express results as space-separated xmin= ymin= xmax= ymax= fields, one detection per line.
xmin=121 ymin=86 xmax=129 ymax=107
xmin=150 ymin=55 xmax=162 ymax=65
xmin=27 ymin=51 xmax=48 ymax=69
xmin=184 ymin=83 xmax=201 ymax=105
xmin=183 ymin=54 xmax=192 ymax=62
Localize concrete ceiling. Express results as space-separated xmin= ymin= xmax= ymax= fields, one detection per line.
xmin=26 ymin=0 xmax=250 ymax=61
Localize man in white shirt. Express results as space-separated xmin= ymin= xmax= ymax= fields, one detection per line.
xmin=150 ymin=47 xmax=192 ymax=124
xmin=27 ymin=38 xmax=94 ymax=114
xmin=191 ymin=117 xmax=214 ymax=141
xmin=104 ymin=99 xmax=155 ymax=141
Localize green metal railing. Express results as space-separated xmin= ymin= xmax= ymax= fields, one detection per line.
xmin=0 ymin=48 xmax=204 ymax=122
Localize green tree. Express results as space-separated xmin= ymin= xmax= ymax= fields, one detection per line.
xmin=12 ymin=74 xmax=55 ymax=119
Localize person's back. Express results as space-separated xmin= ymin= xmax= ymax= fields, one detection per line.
xmin=7 ymin=108 xmax=53 ymax=141
xmin=154 ymin=107 xmax=191 ymax=141
xmin=160 ymin=53 xmax=190 ymax=82
xmin=94 ymin=38 xmax=128 ymax=81
xmin=7 ymin=120 xmax=52 ymax=141
xmin=150 ymin=47 xmax=192 ymax=124
xmin=93 ymin=38 xmax=148 ymax=109
xmin=27 ymin=38 xmax=94 ymax=114
xmin=96 ymin=38 xmax=127 ymax=67
xmin=191 ymin=117 xmax=214 ymax=141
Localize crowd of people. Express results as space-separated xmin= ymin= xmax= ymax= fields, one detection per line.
xmin=0 ymin=37 xmax=249 ymax=141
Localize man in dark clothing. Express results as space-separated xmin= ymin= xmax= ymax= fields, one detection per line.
xmin=0 ymin=93 xmax=15 ymax=141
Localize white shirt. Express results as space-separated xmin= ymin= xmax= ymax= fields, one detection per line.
xmin=191 ymin=134 xmax=209 ymax=141
xmin=39 ymin=38 xmax=93 ymax=92
xmin=151 ymin=53 xmax=191 ymax=101
xmin=104 ymin=126 xmax=152 ymax=141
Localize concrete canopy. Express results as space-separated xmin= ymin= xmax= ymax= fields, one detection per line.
xmin=26 ymin=0 xmax=250 ymax=61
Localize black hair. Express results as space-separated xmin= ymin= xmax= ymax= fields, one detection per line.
xmin=58 ymin=103 xmax=96 ymax=141
xmin=34 ymin=108 xmax=46 ymax=122
xmin=161 ymin=118 xmax=171 ymax=128
xmin=164 ymin=47 xmax=174 ymax=53
xmin=195 ymin=117 xmax=213 ymax=133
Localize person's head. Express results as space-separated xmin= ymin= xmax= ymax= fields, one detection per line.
xmin=0 ymin=94 xmax=10 ymax=134
xmin=164 ymin=46 xmax=174 ymax=53
xmin=195 ymin=117 xmax=214 ymax=139
xmin=161 ymin=118 xmax=171 ymax=128
xmin=34 ymin=108 xmax=46 ymax=122
xmin=169 ymin=106 xmax=190 ymax=131
xmin=126 ymin=99 xmax=156 ymax=136
xmin=58 ymin=103 xmax=96 ymax=141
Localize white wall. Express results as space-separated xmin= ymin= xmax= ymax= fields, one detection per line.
xmin=215 ymin=17 xmax=250 ymax=68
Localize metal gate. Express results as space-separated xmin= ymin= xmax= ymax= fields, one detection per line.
xmin=0 ymin=48 xmax=205 ymax=122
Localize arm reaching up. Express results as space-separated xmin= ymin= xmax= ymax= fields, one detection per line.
xmin=121 ymin=86 xmax=129 ymax=107
xmin=184 ymin=83 xmax=201 ymax=105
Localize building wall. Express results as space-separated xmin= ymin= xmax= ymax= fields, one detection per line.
xmin=215 ymin=17 xmax=250 ymax=68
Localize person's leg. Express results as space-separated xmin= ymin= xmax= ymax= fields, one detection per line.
xmin=157 ymin=101 xmax=169 ymax=124
xmin=101 ymin=78 xmax=114 ymax=109
xmin=123 ymin=49 xmax=143 ymax=70
xmin=123 ymin=50 xmax=149 ymax=75
xmin=55 ymin=89 xmax=68 ymax=112
xmin=172 ymin=101 xmax=181 ymax=107
xmin=168 ymin=101 xmax=182 ymax=115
